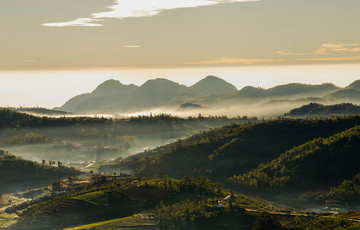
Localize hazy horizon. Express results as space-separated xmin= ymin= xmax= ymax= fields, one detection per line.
xmin=0 ymin=64 xmax=359 ymax=108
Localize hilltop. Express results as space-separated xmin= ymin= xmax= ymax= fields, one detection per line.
xmin=284 ymin=102 xmax=360 ymax=118
xmin=0 ymin=152 xmax=80 ymax=193
xmin=10 ymin=176 xmax=271 ymax=230
xmin=188 ymin=75 xmax=238 ymax=97
xmin=232 ymin=83 xmax=338 ymax=100
xmin=100 ymin=115 xmax=360 ymax=182
xmin=0 ymin=109 xmax=255 ymax=162
xmin=230 ymin=126 xmax=360 ymax=195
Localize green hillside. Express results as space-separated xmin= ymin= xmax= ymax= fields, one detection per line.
xmin=11 ymin=176 xmax=269 ymax=230
xmin=10 ymin=176 xmax=357 ymax=230
xmin=230 ymin=126 xmax=360 ymax=193
xmin=103 ymin=115 xmax=360 ymax=181
xmin=284 ymin=102 xmax=360 ymax=118
xmin=324 ymin=173 xmax=360 ymax=205
xmin=14 ymin=107 xmax=72 ymax=116
xmin=0 ymin=109 xmax=255 ymax=162
xmin=0 ymin=152 xmax=80 ymax=193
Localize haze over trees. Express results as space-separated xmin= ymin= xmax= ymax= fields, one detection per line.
xmin=104 ymin=115 xmax=360 ymax=186
xmin=56 ymin=76 xmax=360 ymax=115
xmin=0 ymin=109 xmax=255 ymax=162
xmin=0 ymin=152 xmax=79 ymax=193
xmin=284 ymin=102 xmax=360 ymax=118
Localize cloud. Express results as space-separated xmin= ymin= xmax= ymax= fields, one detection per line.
xmin=43 ymin=0 xmax=259 ymax=27
xmin=42 ymin=18 xmax=103 ymax=27
xmin=22 ymin=60 xmax=36 ymax=63
xmin=277 ymin=51 xmax=305 ymax=56
xmin=297 ymin=56 xmax=360 ymax=62
xmin=123 ymin=45 xmax=141 ymax=48
xmin=277 ymin=43 xmax=360 ymax=56
xmin=187 ymin=58 xmax=283 ymax=65
xmin=314 ymin=43 xmax=360 ymax=54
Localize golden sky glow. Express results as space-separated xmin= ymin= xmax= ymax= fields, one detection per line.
xmin=187 ymin=58 xmax=283 ymax=65
xmin=0 ymin=0 xmax=360 ymax=70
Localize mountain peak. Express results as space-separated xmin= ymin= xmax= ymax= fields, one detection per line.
xmin=203 ymin=75 xmax=222 ymax=81
xmin=141 ymin=78 xmax=184 ymax=89
xmin=347 ymin=80 xmax=360 ymax=90
xmin=92 ymin=79 xmax=124 ymax=94
xmin=190 ymin=76 xmax=237 ymax=96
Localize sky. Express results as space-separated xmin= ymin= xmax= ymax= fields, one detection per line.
xmin=1 ymin=0 xmax=360 ymax=70
xmin=0 ymin=0 xmax=359 ymax=107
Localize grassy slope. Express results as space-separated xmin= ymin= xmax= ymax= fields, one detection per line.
xmin=11 ymin=177 xmax=273 ymax=230
xmin=107 ymin=116 xmax=360 ymax=181
xmin=284 ymin=103 xmax=360 ymax=118
xmin=0 ymin=154 xmax=80 ymax=193
xmin=230 ymin=126 xmax=360 ymax=194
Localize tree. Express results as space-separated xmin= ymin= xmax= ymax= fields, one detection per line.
xmin=251 ymin=212 xmax=281 ymax=230
xmin=123 ymin=143 xmax=131 ymax=150
xmin=52 ymin=180 xmax=63 ymax=191
xmin=68 ymin=176 xmax=73 ymax=184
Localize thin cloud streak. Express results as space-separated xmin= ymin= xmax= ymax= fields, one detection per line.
xmin=277 ymin=51 xmax=305 ymax=56
xmin=278 ymin=43 xmax=360 ymax=56
xmin=314 ymin=43 xmax=360 ymax=55
xmin=187 ymin=58 xmax=283 ymax=65
xmin=43 ymin=18 xmax=103 ymax=27
xmin=43 ymin=0 xmax=260 ymax=27
xmin=297 ymin=56 xmax=360 ymax=61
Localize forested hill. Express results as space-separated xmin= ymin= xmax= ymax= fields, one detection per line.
xmin=0 ymin=109 xmax=257 ymax=162
xmin=229 ymin=126 xmax=360 ymax=192
xmin=14 ymin=107 xmax=72 ymax=116
xmin=0 ymin=108 xmax=109 ymax=129
xmin=0 ymin=152 xmax=80 ymax=193
xmin=284 ymin=102 xmax=360 ymax=118
xmin=102 ymin=115 xmax=360 ymax=181
xmin=324 ymin=172 xmax=360 ymax=205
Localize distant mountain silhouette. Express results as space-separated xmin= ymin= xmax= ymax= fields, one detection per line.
xmin=91 ymin=79 xmax=138 ymax=97
xmin=284 ymin=102 xmax=360 ymax=118
xmin=188 ymin=75 xmax=238 ymax=97
xmin=57 ymin=76 xmax=237 ymax=113
xmin=328 ymin=89 xmax=360 ymax=100
xmin=234 ymin=86 xmax=267 ymax=98
xmin=58 ymin=79 xmax=138 ymax=113
xmin=324 ymin=80 xmax=360 ymax=100
xmin=347 ymin=80 xmax=360 ymax=91
xmin=232 ymin=83 xmax=338 ymax=99
xmin=128 ymin=78 xmax=189 ymax=108
xmin=57 ymin=77 xmax=359 ymax=114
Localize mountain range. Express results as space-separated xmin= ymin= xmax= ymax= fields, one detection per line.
xmin=56 ymin=76 xmax=360 ymax=114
